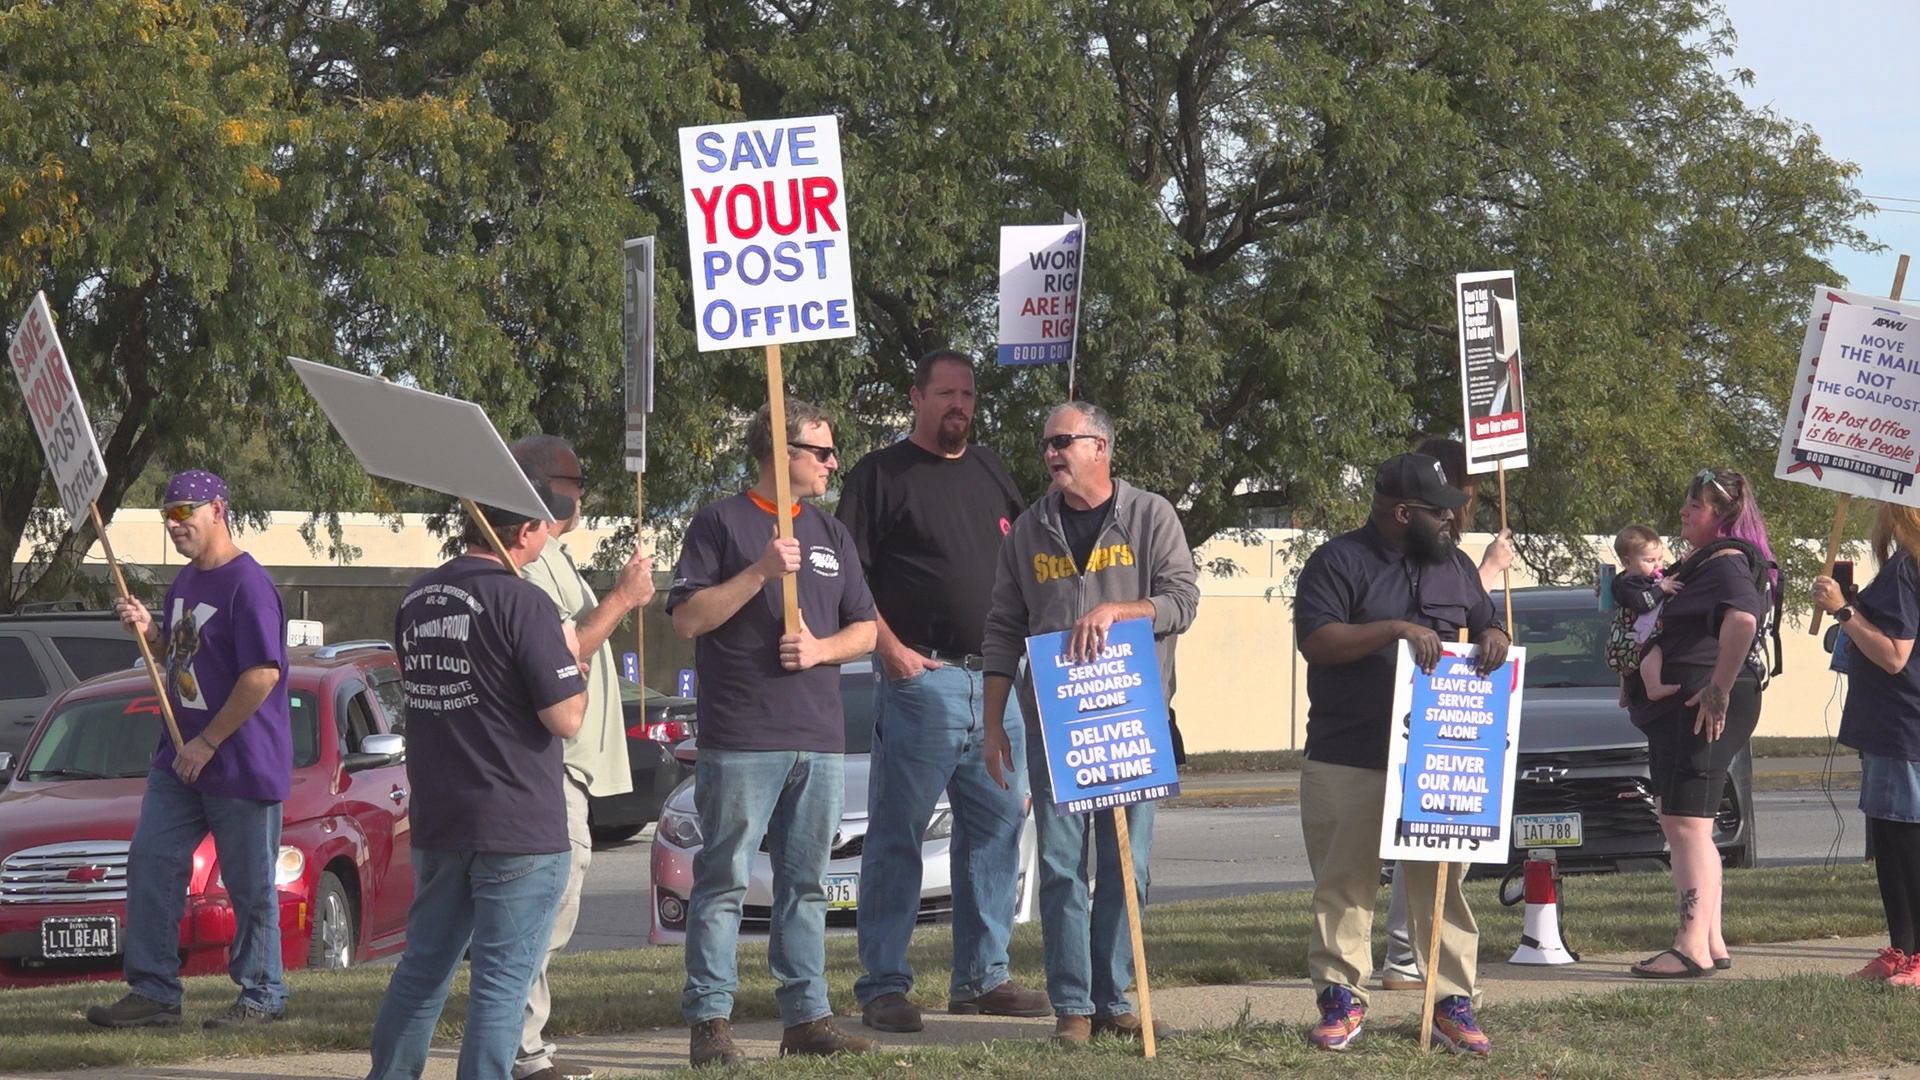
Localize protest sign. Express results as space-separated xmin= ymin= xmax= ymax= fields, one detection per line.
xmin=1454 ymin=271 xmax=1529 ymax=475
xmin=1776 ymin=258 xmax=1914 ymax=635
xmin=1775 ymin=282 xmax=1920 ymax=504
xmin=7 ymin=293 xmax=106 ymax=529
xmin=1026 ymin=617 xmax=1179 ymax=815
xmin=678 ymin=116 xmax=854 ymax=352
xmin=624 ymin=236 xmax=655 ymax=473
xmin=288 ymin=357 xmax=554 ymax=524
xmin=8 ymin=293 xmax=179 ymax=749
xmin=997 ymin=221 xmax=1085 ymax=369
xmin=1378 ymin=641 xmax=1525 ymax=865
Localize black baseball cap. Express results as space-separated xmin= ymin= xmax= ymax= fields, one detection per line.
xmin=1375 ymin=453 xmax=1470 ymax=509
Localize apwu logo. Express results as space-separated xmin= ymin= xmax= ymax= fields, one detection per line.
xmin=1872 ymin=317 xmax=1911 ymax=331
xmin=807 ymin=545 xmax=841 ymax=577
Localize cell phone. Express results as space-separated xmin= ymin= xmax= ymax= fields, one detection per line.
xmin=1833 ymin=560 xmax=1855 ymax=600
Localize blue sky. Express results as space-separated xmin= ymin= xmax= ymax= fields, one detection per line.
xmin=1720 ymin=0 xmax=1920 ymax=296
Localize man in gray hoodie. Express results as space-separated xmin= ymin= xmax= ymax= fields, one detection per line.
xmin=980 ymin=401 xmax=1199 ymax=1046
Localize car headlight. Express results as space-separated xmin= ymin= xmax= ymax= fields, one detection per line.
xmin=658 ymin=805 xmax=703 ymax=848
xmin=275 ymin=846 xmax=305 ymax=887
xmin=215 ymin=846 xmax=305 ymax=890
xmin=923 ymin=810 xmax=952 ymax=842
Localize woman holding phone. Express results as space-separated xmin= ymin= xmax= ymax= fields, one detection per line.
xmin=1814 ymin=504 xmax=1920 ymax=984
xmin=1627 ymin=468 xmax=1773 ymax=978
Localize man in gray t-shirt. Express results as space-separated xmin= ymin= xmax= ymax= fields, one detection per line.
xmin=667 ymin=400 xmax=877 ymax=1067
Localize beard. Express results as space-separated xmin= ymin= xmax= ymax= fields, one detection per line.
xmin=1406 ymin=517 xmax=1458 ymax=564
xmin=936 ymin=410 xmax=972 ymax=454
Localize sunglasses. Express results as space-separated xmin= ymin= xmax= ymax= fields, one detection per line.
xmin=162 ymin=501 xmax=211 ymax=522
xmin=1040 ymin=433 xmax=1103 ymax=453
xmin=1695 ymin=468 xmax=1734 ymax=502
xmin=1400 ymin=501 xmax=1453 ymax=516
xmin=789 ymin=442 xmax=837 ymax=463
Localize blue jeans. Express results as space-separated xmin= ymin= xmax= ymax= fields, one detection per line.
xmin=856 ymin=665 xmax=1028 ymax=1004
xmin=367 ymin=848 xmax=568 ymax=1080
xmin=1028 ymin=757 xmax=1153 ymax=1017
xmin=681 ymin=749 xmax=844 ymax=1028
xmin=124 ymin=766 xmax=286 ymax=1010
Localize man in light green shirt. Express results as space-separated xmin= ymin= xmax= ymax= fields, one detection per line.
xmin=511 ymin=436 xmax=656 ymax=1080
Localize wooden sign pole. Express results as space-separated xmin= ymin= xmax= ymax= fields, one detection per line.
xmin=91 ymin=504 xmax=183 ymax=753
xmin=765 ymin=344 xmax=801 ymax=634
xmin=1811 ymin=253 xmax=1909 ymax=636
xmin=1496 ymin=462 xmax=1513 ymax=633
xmin=1420 ymin=627 xmax=1472 ymax=1052
xmin=460 ymin=497 xmax=517 ymax=566
xmin=1111 ymin=806 xmax=1155 ymax=1058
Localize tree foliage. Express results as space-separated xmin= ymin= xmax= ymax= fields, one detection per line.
xmin=0 ymin=0 xmax=1875 ymax=608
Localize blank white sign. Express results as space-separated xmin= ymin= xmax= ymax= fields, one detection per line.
xmin=288 ymin=357 xmax=553 ymax=522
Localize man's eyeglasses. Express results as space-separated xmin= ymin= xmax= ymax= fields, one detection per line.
xmin=1040 ymin=433 xmax=1103 ymax=453
xmin=1400 ymin=502 xmax=1453 ymax=517
xmin=789 ymin=442 xmax=837 ymax=463
xmin=1695 ymin=468 xmax=1734 ymax=502
xmin=162 ymin=501 xmax=210 ymax=523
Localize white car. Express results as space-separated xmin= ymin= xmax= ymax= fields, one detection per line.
xmin=649 ymin=659 xmax=1037 ymax=944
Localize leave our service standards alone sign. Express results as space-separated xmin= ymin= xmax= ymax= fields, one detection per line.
xmin=1777 ymin=286 xmax=1920 ymax=506
xmin=678 ymin=116 xmax=854 ymax=352
xmin=1026 ymin=617 xmax=1180 ymax=815
xmin=1379 ymin=642 xmax=1525 ymax=865
xmin=7 ymin=293 xmax=106 ymax=529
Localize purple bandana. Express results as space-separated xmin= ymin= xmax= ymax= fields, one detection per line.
xmin=163 ymin=470 xmax=228 ymax=507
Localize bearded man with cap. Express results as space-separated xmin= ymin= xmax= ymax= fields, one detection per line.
xmin=1290 ymin=453 xmax=1509 ymax=1057
xmin=88 ymin=471 xmax=295 ymax=1030
xmin=365 ymin=472 xmax=589 ymax=1080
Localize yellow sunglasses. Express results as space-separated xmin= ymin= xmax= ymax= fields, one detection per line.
xmin=162 ymin=500 xmax=211 ymax=522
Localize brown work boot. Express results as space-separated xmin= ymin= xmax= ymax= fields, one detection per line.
xmin=862 ymin=992 xmax=924 ymax=1032
xmin=949 ymin=979 xmax=1051 ymax=1017
xmin=689 ymin=1018 xmax=745 ymax=1067
xmin=779 ymin=1017 xmax=878 ymax=1056
xmin=1051 ymin=1015 xmax=1092 ymax=1046
xmin=1091 ymin=1011 xmax=1174 ymax=1039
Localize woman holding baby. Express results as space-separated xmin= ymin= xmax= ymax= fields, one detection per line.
xmin=1627 ymin=467 xmax=1775 ymax=978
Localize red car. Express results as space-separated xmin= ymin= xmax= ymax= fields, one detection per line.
xmin=0 ymin=640 xmax=415 ymax=988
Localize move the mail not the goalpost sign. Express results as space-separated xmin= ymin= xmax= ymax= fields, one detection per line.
xmin=1775 ymin=286 xmax=1920 ymax=506
xmin=1379 ymin=642 xmax=1526 ymax=865
xmin=679 ymin=116 xmax=854 ymax=352
xmin=7 ymin=293 xmax=107 ymax=530
xmin=1026 ymin=617 xmax=1179 ymax=815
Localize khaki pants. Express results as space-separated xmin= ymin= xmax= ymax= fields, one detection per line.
xmin=515 ymin=776 xmax=592 ymax=1078
xmin=1299 ymin=759 xmax=1478 ymax=1006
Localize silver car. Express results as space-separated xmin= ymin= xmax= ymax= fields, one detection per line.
xmin=649 ymin=659 xmax=1037 ymax=944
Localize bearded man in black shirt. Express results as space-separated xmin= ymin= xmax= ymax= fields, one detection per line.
xmin=836 ymin=350 xmax=1049 ymax=1033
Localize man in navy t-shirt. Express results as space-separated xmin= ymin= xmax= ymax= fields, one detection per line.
xmin=89 ymin=471 xmax=293 ymax=1031
xmin=669 ymin=400 xmax=877 ymax=1066
xmin=366 ymin=475 xmax=588 ymax=1080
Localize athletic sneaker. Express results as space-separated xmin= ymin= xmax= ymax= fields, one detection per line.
xmin=1308 ymin=985 xmax=1365 ymax=1051
xmin=1851 ymin=947 xmax=1909 ymax=981
xmin=1887 ymin=953 xmax=1920 ymax=988
xmin=1431 ymin=995 xmax=1491 ymax=1057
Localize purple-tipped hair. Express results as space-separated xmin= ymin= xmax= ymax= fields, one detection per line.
xmin=1691 ymin=468 xmax=1777 ymax=590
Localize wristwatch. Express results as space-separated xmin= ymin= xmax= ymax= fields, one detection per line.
xmin=1836 ymin=606 xmax=1854 ymax=623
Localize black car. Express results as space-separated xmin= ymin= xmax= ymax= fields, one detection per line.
xmin=586 ymin=681 xmax=697 ymax=843
xmin=1498 ymin=587 xmax=1756 ymax=872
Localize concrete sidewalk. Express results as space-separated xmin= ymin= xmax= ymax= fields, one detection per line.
xmin=1171 ymin=755 xmax=1862 ymax=807
xmin=3 ymin=935 xmax=1894 ymax=1080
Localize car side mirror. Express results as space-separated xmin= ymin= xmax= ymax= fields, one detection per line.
xmin=0 ymin=751 xmax=12 ymax=776
xmin=343 ymin=733 xmax=404 ymax=773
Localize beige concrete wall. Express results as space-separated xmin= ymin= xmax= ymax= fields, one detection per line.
xmin=32 ymin=515 xmax=1842 ymax=747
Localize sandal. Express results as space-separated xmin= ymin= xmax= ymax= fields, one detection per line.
xmin=1630 ymin=948 xmax=1715 ymax=979
xmin=1714 ymin=956 xmax=1731 ymax=971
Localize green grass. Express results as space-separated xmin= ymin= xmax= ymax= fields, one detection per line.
xmin=0 ymin=865 xmax=1885 ymax=1072
xmin=1749 ymin=736 xmax=1842 ymax=758
xmin=675 ymin=977 xmax=1920 ymax=1080
xmin=1181 ymin=749 xmax=1305 ymax=773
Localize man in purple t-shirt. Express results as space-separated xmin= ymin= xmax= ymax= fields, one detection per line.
xmin=87 ymin=471 xmax=293 ymax=1031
